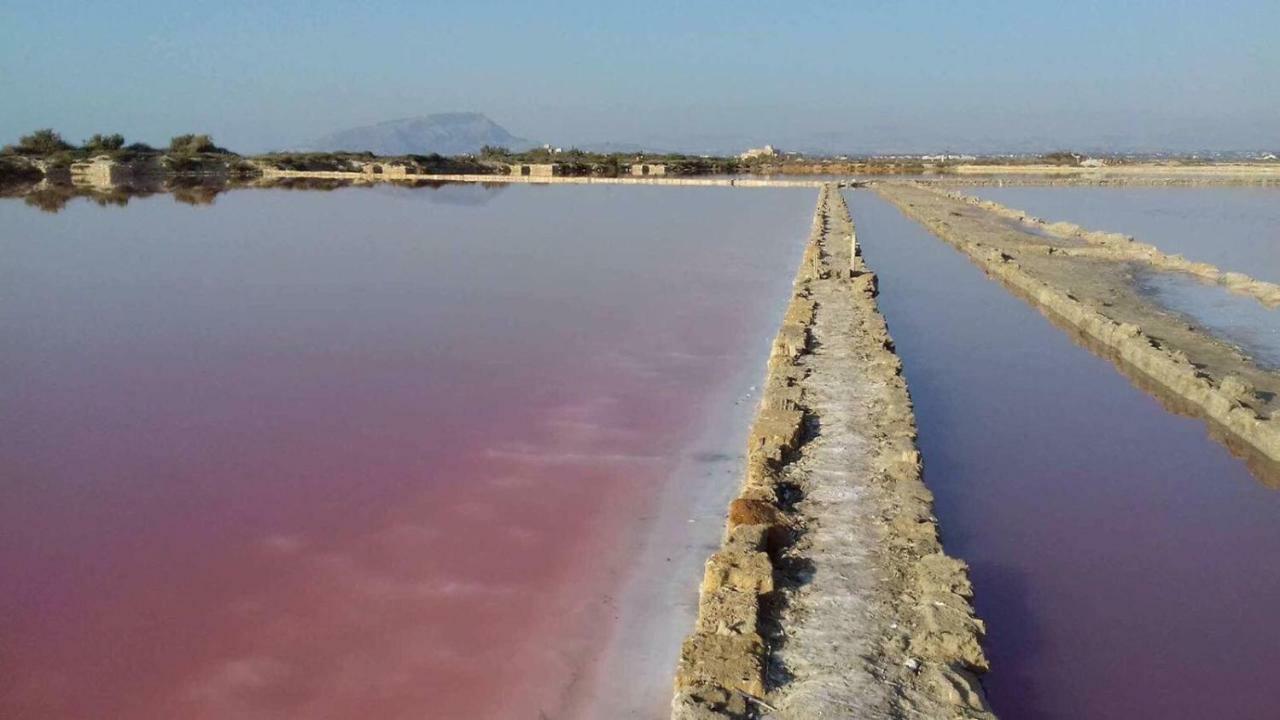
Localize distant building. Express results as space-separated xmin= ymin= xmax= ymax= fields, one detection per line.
xmin=69 ymin=157 xmax=129 ymax=187
xmin=739 ymin=145 xmax=779 ymax=160
xmin=922 ymin=154 xmax=977 ymax=162
xmin=508 ymin=163 xmax=560 ymax=177
xmin=361 ymin=162 xmax=411 ymax=177
xmin=629 ymin=163 xmax=666 ymax=176
xmin=1080 ymin=157 xmax=1106 ymax=168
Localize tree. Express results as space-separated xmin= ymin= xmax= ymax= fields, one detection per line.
xmin=1042 ymin=150 xmax=1082 ymax=166
xmin=8 ymin=128 xmax=73 ymax=156
xmin=168 ymin=134 xmax=223 ymax=155
xmin=83 ymin=133 xmax=126 ymax=154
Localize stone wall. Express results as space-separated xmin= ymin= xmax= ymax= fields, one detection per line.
xmin=508 ymin=163 xmax=559 ymax=177
xmin=671 ymin=185 xmax=992 ymax=719
xmin=360 ymin=162 xmax=410 ymax=177
xmin=630 ymin=163 xmax=667 ymax=176
xmin=878 ymin=181 xmax=1280 ymax=466
xmin=255 ymin=167 xmax=834 ymax=188
xmin=69 ymin=158 xmax=129 ymax=187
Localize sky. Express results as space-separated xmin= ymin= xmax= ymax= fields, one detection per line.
xmin=1 ymin=0 xmax=1277 ymax=154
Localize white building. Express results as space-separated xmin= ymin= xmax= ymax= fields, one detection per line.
xmin=739 ymin=145 xmax=779 ymax=160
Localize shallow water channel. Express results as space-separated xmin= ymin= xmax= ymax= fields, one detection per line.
xmin=1135 ymin=268 xmax=1280 ymax=370
xmin=968 ymin=186 xmax=1280 ymax=283
xmin=849 ymin=191 xmax=1280 ymax=720
xmin=0 ymin=184 xmax=812 ymax=719
xmin=971 ymin=185 xmax=1280 ymax=413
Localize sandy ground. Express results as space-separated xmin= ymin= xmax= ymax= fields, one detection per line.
xmin=874 ymin=182 xmax=1280 ymax=475
xmin=671 ymin=186 xmax=992 ymax=719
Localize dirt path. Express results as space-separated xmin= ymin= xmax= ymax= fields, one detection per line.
xmin=874 ymin=181 xmax=1280 ymax=478
xmin=671 ymin=185 xmax=993 ymax=719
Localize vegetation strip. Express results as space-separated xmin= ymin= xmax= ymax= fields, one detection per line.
xmin=874 ymin=181 xmax=1280 ymax=467
xmin=672 ymin=185 xmax=993 ymax=719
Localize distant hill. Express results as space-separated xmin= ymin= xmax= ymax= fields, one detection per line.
xmin=309 ymin=113 xmax=533 ymax=156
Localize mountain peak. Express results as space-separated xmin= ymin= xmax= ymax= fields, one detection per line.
xmin=310 ymin=113 xmax=532 ymax=155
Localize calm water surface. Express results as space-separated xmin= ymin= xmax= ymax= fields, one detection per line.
xmin=0 ymin=184 xmax=812 ymax=719
xmin=970 ymin=186 xmax=1280 ymax=282
xmin=972 ymin=186 xmax=1280 ymax=383
xmin=850 ymin=191 xmax=1280 ymax=720
xmin=1135 ymin=269 xmax=1280 ymax=369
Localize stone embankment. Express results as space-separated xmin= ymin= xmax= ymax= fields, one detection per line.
xmin=671 ymin=185 xmax=993 ymax=719
xmin=256 ymin=168 xmax=834 ymax=189
xmin=921 ymin=175 xmax=1280 ymax=188
xmin=936 ymin=187 xmax=1280 ymax=306
xmin=874 ymin=181 xmax=1280 ymax=467
xmin=936 ymin=163 xmax=1280 ymax=186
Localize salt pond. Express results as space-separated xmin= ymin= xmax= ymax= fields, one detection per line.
xmin=850 ymin=190 xmax=1280 ymax=720
xmin=970 ymin=186 xmax=1280 ymax=283
xmin=0 ymin=183 xmax=811 ymax=719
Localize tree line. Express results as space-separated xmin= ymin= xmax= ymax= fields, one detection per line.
xmin=1 ymin=129 xmax=232 ymax=158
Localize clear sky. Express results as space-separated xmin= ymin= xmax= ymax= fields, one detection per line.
xmin=2 ymin=0 xmax=1276 ymax=153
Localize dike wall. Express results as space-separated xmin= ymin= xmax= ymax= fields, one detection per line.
xmin=671 ymin=185 xmax=993 ymax=719
xmin=876 ymin=182 xmax=1280 ymax=464
xmin=255 ymin=168 xmax=834 ymax=188
xmin=934 ymin=185 xmax=1280 ymax=306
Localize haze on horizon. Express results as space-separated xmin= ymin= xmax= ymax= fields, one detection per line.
xmin=1 ymin=0 xmax=1276 ymax=155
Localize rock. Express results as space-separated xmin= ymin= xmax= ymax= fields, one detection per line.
xmin=672 ymin=686 xmax=751 ymax=719
xmin=727 ymin=498 xmax=783 ymax=529
xmin=701 ymin=549 xmax=774 ymax=595
xmin=920 ymin=665 xmax=993 ymax=713
xmin=1220 ymin=374 xmax=1254 ymax=404
xmin=695 ymin=586 xmax=759 ymax=636
xmin=675 ymin=632 xmax=766 ymax=697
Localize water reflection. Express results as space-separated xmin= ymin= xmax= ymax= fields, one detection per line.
xmin=369 ymin=181 xmax=508 ymax=206
xmin=850 ymin=190 xmax=1280 ymax=720
xmin=0 ymin=183 xmax=812 ymax=719
xmin=1133 ymin=268 xmax=1280 ymax=371
xmin=1035 ymin=284 xmax=1280 ymax=488
xmin=1 ymin=177 xmax=512 ymax=213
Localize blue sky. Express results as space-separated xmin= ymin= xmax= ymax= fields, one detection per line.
xmin=1 ymin=0 xmax=1276 ymax=153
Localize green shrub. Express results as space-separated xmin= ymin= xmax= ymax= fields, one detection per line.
xmin=6 ymin=128 xmax=74 ymax=156
xmin=168 ymin=134 xmax=228 ymax=155
xmin=82 ymin=133 xmax=126 ymax=154
xmin=1041 ymin=150 xmax=1082 ymax=166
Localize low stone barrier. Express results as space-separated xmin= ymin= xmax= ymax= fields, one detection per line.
xmin=256 ymin=168 xmax=835 ymax=189
xmin=671 ymin=185 xmax=992 ymax=719
xmin=878 ymin=182 xmax=1280 ymax=464
xmin=931 ymin=185 xmax=1280 ymax=306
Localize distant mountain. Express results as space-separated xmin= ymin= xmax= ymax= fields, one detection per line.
xmin=309 ymin=113 xmax=533 ymax=156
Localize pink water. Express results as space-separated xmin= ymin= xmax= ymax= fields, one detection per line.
xmin=0 ymin=184 xmax=812 ymax=719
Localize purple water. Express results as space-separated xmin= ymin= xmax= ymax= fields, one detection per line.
xmin=969 ymin=186 xmax=1280 ymax=283
xmin=850 ymin=191 xmax=1280 ymax=720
